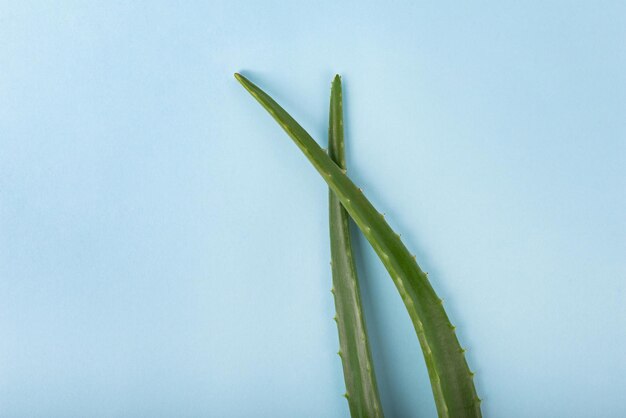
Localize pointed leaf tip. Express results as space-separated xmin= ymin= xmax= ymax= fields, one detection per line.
xmin=234 ymin=73 xmax=251 ymax=89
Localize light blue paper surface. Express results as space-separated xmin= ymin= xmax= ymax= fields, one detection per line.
xmin=1 ymin=2 xmax=625 ymax=417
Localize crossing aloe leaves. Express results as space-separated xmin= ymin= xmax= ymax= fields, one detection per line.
xmin=235 ymin=73 xmax=481 ymax=418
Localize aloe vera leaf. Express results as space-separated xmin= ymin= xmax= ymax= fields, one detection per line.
xmin=328 ymin=75 xmax=385 ymax=418
xmin=235 ymin=73 xmax=482 ymax=418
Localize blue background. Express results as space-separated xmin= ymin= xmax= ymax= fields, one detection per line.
xmin=1 ymin=1 xmax=625 ymax=417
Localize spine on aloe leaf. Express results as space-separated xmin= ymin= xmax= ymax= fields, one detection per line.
xmin=328 ymin=75 xmax=384 ymax=418
xmin=235 ymin=73 xmax=482 ymax=418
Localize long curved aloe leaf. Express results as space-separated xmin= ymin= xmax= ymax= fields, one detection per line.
xmin=235 ymin=73 xmax=482 ymax=418
xmin=328 ymin=75 xmax=384 ymax=418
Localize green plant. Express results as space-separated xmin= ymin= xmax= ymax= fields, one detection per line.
xmin=235 ymin=72 xmax=481 ymax=418
xmin=328 ymin=75 xmax=384 ymax=418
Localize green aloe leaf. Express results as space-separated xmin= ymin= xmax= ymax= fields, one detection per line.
xmin=328 ymin=75 xmax=384 ymax=418
xmin=235 ymin=72 xmax=482 ymax=418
